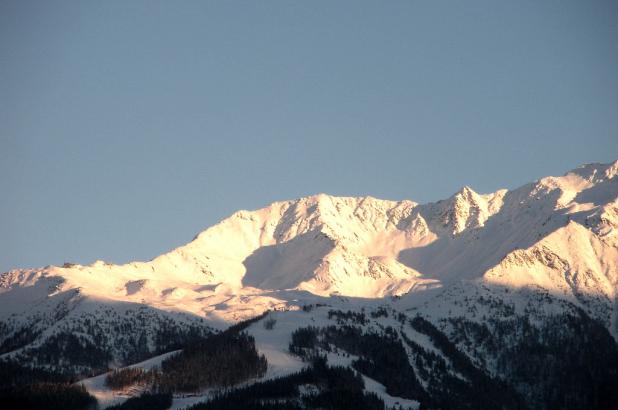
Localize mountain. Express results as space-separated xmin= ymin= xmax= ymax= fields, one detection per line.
xmin=3 ymin=160 xmax=616 ymax=322
xmin=1 ymin=160 xmax=617 ymax=409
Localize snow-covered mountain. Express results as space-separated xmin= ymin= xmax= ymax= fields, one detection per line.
xmin=1 ymin=160 xmax=617 ymax=409
xmin=3 ymin=161 xmax=616 ymax=320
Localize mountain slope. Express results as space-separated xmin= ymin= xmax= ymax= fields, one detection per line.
xmin=1 ymin=161 xmax=617 ymax=372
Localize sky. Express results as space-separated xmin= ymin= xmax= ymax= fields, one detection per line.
xmin=1 ymin=0 xmax=617 ymax=271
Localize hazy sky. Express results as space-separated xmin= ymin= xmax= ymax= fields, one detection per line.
xmin=1 ymin=1 xmax=617 ymax=271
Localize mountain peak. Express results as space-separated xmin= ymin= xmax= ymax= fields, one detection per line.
xmin=568 ymin=159 xmax=618 ymax=182
xmin=452 ymin=185 xmax=484 ymax=206
xmin=456 ymin=185 xmax=477 ymax=196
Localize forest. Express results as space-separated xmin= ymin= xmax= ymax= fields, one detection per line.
xmin=188 ymin=356 xmax=385 ymax=410
xmin=406 ymin=316 xmax=525 ymax=409
xmin=106 ymin=392 xmax=172 ymax=410
xmin=288 ymin=321 xmax=526 ymax=410
xmin=2 ymin=305 xmax=617 ymax=410
xmin=103 ymin=314 xmax=271 ymax=394
xmin=445 ymin=310 xmax=618 ymax=410
xmin=0 ymin=382 xmax=97 ymax=410
xmin=156 ymin=330 xmax=267 ymax=392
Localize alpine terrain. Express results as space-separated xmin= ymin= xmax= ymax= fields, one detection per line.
xmin=1 ymin=160 xmax=617 ymax=410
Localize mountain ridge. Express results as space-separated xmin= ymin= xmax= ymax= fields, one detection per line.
xmin=3 ymin=160 xmax=616 ymax=305
xmin=2 ymin=160 xmax=618 ymax=409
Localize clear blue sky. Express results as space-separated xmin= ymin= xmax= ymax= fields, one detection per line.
xmin=1 ymin=1 xmax=617 ymax=271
